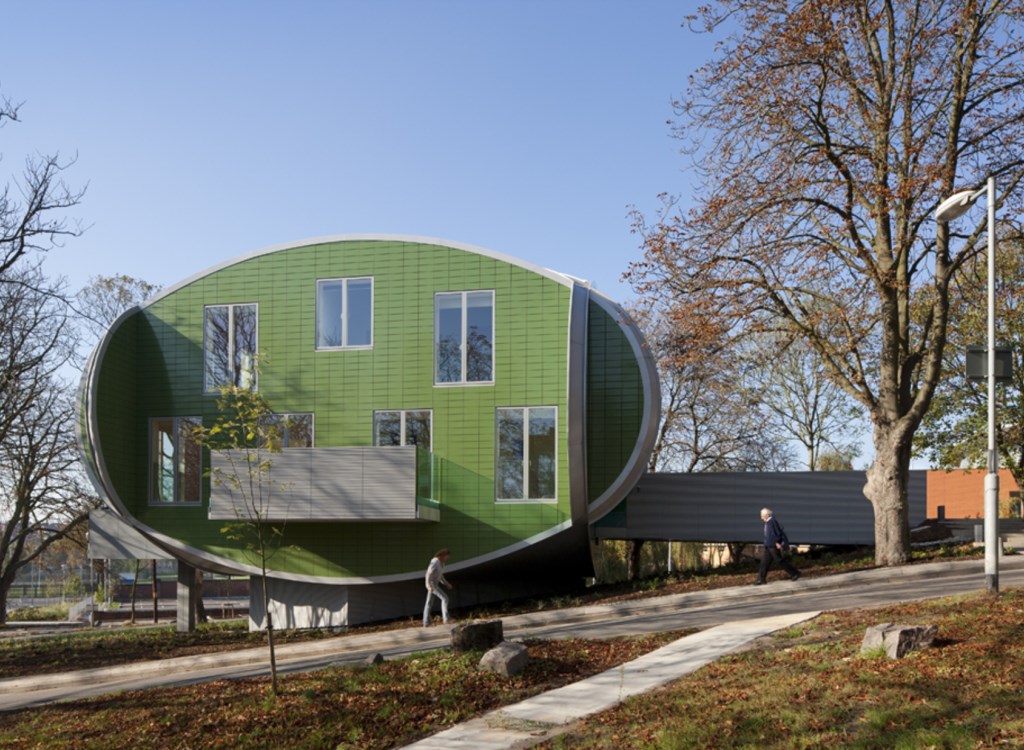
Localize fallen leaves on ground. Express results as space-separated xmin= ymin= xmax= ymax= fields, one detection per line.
xmin=534 ymin=590 xmax=1024 ymax=750
xmin=0 ymin=631 xmax=689 ymax=750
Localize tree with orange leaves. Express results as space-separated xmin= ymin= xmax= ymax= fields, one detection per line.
xmin=630 ymin=0 xmax=1024 ymax=565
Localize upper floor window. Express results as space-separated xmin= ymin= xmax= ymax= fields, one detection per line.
xmin=373 ymin=409 xmax=432 ymax=449
xmin=317 ymin=277 xmax=373 ymax=350
xmin=150 ymin=416 xmax=202 ymax=505
xmin=204 ymin=303 xmax=257 ymax=392
xmin=496 ymin=406 xmax=556 ymax=502
xmin=435 ymin=290 xmax=494 ymax=385
xmin=263 ymin=413 xmax=314 ymax=449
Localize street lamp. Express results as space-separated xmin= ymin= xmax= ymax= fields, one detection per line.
xmin=935 ymin=176 xmax=999 ymax=593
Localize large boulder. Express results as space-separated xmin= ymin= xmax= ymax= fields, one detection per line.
xmin=451 ymin=619 xmax=503 ymax=653
xmin=861 ymin=622 xmax=938 ymax=659
xmin=479 ymin=641 xmax=529 ymax=677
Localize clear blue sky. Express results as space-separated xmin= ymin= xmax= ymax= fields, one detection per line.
xmin=2 ymin=0 xmax=890 ymax=469
xmin=1 ymin=0 xmax=712 ymax=303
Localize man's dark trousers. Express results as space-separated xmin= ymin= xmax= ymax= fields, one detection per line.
xmin=758 ymin=546 xmax=799 ymax=582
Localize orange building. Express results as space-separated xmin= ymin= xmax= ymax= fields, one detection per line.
xmin=927 ymin=469 xmax=1021 ymax=519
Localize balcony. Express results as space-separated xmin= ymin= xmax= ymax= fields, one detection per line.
xmin=208 ymin=446 xmax=439 ymax=522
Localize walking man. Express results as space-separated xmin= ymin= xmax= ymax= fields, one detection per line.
xmin=754 ymin=507 xmax=800 ymax=585
xmin=423 ymin=548 xmax=454 ymax=626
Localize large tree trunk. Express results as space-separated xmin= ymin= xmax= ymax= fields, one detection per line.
xmin=626 ymin=540 xmax=645 ymax=581
xmin=864 ymin=427 xmax=912 ymax=566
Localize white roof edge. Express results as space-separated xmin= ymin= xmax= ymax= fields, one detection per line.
xmin=144 ymin=233 xmax=586 ymax=307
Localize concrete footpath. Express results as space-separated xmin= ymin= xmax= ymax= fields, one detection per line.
xmin=397 ymin=611 xmax=818 ymax=750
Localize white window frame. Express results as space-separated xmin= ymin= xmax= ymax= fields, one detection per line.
xmin=316 ymin=277 xmax=374 ymax=351
xmin=434 ymin=290 xmax=495 ymax=386
xmin=203 ymin=302 xmax=258 ymax=393
xmin=148 ymin=416 xmax=203 ymax=506
xmin=495 ymin=406 xmax=557 ymax=503
xmin=373 ymin=409 xmax=433 ymax=448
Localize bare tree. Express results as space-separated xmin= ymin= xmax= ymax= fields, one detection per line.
xmin=0 ymin=90 xmax=84 ymax=278
xmin=635 ymin=303 xmax=796 ymax=474
xmin=0 ymin=379 xmax=92 ymax=624
xmin=748 ymin=336 xmax=865 ymax=470
xmin=630 ymin=1 xmax=1024 ymax=565
xmin=1 ymin=84 xmax=84 ymax=466
xmin=0 ymin=84 xmax=90 ymax=622
xmin=0 ymin=262 xmax=74 ymax=451
xmin=0 ymin=266 xmax=92 ymax=624
xmin=194 ymin=381 xmax=286 ymax=696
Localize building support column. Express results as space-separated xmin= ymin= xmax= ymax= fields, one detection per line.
xmin=176 ymin=560 xmax=196 ymax=633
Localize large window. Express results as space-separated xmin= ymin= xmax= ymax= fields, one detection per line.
xmin=373 ymin=409 xmax=432 ymax=449
xmin=316 ymin=277 xmax=373 ymax=350
xmin=435 ymin=290 xmax=494 ymax=385
xmin=496 ymin=406 xmax=556 ymax=502
xmin=204 ymin=303 xmax=257 ymax=392
xmin=150 ymin=417 xmax=202 ymax=504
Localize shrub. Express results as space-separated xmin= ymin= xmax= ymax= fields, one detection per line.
xmin=8 ymin=603 xmax=70 ymax=622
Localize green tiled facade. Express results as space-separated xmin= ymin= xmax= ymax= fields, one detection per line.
xmin=84 ymin=236 xmax=658 ymax=585
xmin=92 ymin=239 xmax=573 ymax=578
xmin=586 ymin=298 xmax=645 ymax=503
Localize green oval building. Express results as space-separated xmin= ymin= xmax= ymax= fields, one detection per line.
xmin=79 ymin=235 xmax=659 ymax=627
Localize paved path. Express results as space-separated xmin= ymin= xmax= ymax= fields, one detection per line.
xmin=397 ymin=611 xmax=818 ymax=750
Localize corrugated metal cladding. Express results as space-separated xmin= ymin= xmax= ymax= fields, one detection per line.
xmin=208 ymin=446 xmax=422 ymax=522
xmin=595 ymin=470 xmax=928 ymax=546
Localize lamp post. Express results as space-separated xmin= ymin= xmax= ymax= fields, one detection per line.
xmin=935 ymin=176 xmax=999 ymax=593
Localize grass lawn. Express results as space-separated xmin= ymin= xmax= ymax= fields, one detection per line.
xmin=0 ymin=632 xmax=687 ymax=750
xmin=537 ymin=589 xmax=1024 ymax=750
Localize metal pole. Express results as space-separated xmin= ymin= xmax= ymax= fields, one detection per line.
xmin=985 ymin=175 xmax=999 ymax=593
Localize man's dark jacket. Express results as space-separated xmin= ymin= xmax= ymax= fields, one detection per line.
xmin=763 ymin=515 xmax=789 ymax=550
